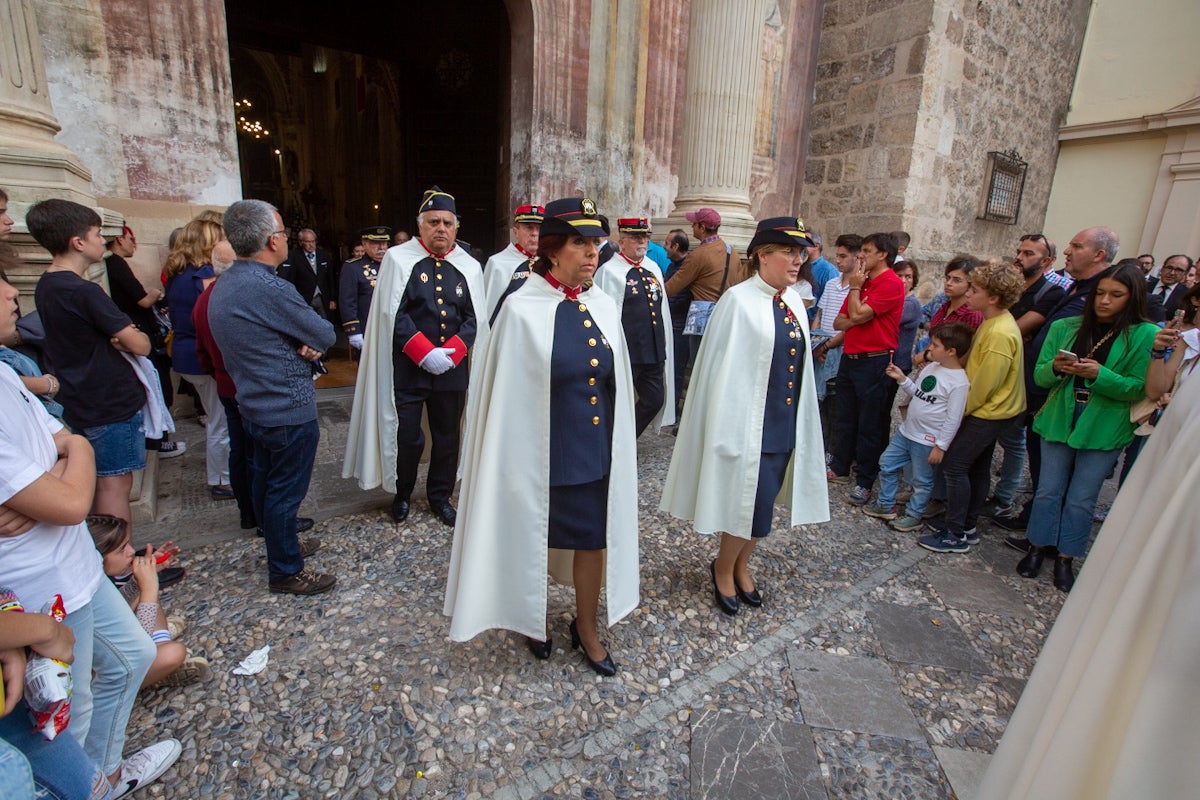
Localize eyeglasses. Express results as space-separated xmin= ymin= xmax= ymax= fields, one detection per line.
xmin=1161 ymin=265 xmax=1187 ymax=273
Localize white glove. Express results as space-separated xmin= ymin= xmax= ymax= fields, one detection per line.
xmin=348 ymin=334 xmax=364 ymax=350
xmin=419 ymin=346 xmax=456 ymax=375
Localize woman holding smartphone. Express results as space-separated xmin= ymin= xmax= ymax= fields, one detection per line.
xmin=1016 ymin=263 xmax=1158 ymax=591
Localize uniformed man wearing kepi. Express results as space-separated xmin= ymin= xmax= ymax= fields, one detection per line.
xmin=592 ymin=217 xmax=675 ymax=436
xmin=340 ymin=225 xmax=391 ymax=351
xmin=343 ymin=186 xmax=488 ymax=526
xmin=482 ymin=203 xmax=543 ymax=323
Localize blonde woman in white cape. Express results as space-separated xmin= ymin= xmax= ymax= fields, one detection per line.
xmin=444 ymin=198 xmax=639 ymax=676
xmin=661 ymin=217 xmax=830 ymax=615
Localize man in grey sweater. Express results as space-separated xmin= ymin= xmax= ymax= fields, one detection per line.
xmin=209 ymin=199 xmax=338 ymax=595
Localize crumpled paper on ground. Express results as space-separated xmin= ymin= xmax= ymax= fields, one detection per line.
xmin=232 ymin=645 xmax=270 ymax=675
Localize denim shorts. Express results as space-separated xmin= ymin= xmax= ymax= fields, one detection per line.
xmin=83 ymin=410 xmax=146 ymax=477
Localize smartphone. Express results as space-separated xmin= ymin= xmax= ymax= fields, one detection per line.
xmin=1056 ymin=349 xmax=1079 ymax=361
xmin=1172 ymin=309 xmax=1186 ymax=326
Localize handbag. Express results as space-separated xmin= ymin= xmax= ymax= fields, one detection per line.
xmin=680 ymin=245 xmax=732 ymax=337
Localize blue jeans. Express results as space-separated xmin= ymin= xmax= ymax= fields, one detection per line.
xmin=244 ymin=418 xmax=320 ymax=583
xmin=1027 ymin=440 xmax=1121 ymax=558
xmin=876 ymin=431 xmax=935 ymax=517
xmin=0 ymin=701 xmax=104 ymax=800
xmin=991 ymin=416 xmax=1027 ymax=506
xmin=62 ymin=578 xmax=155 ymax=776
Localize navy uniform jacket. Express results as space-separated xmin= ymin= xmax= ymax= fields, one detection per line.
xmin=393 ymin=255 xmax=477 ymax=392
xmin=761 ymin=294 xmax=807 ymax=453
xmin=339 ymin=255 xmax=379 ymax=336
xmin=490 ymin=256 xmax=536 ymax=325
xmin=614 ymin=260 xmax=667 ymax=365
xmin=550 ymin=298 xmax=616 ymax=486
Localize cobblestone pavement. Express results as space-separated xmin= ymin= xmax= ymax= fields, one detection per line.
xmin=128 ymin=389 xmax=1083 ymax=799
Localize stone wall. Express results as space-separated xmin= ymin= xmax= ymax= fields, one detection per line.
xmin=805 ymin=0 xmax=1091 ymax=269
xmin=34 ymin=0 xmax=239 ymax=206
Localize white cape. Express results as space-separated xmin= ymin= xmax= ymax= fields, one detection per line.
xmin=443 ymin=273 xmax=640 ymax=641
xmin=660 ymin=273 xmax=829 ymax=537
xmin=591 ymin=255 xmax=676 ymax=429
xmin=342 ymin=239 xmax=488 ymax=491
xmin=482 ymin=242 xmax=531 ymax=321
xmin=977 ymin=374 xmax=1200 ymax=799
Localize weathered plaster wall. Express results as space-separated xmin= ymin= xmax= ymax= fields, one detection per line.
xmin=805 ymin=0 xmax=1089 ymax=265
xmin=34 ymin=0 xmax=239 ymax=206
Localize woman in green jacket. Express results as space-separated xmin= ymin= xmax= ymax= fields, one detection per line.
xmin=1017 ymin=263 xmax=1158 ymax=592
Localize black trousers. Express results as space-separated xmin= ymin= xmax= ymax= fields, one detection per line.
xmin=394 ymin=387 xmax=465 ymax=506
xmin=631 ymin=361 xmax=665 ymax=437
xmin=828 ymin=353 xmax=891 ymax=489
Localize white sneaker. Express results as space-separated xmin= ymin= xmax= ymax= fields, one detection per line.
xmin=113 ymin=739 xmax=181 ymax=798
xmin=166 ymin=614 xmax=186 ymax=640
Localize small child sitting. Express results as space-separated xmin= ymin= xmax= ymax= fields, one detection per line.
xmin=863 ymin=322 xmax=973 ymax=531
xmin=87 ymin=515 xmax=209 ymax=689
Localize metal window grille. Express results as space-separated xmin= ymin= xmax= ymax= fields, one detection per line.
xmin=978 ymin=150 xmax=1027 ymax=224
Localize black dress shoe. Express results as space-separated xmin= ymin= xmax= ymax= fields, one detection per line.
xmin=526 ymin=636 xmax=552 ymax=660
xmin=734 ymin=578 xmax=763 ymax=608
xmin=240 ymin=516 xmax=258 ymax=530
xmin=1016 ymin=545 xmax=1046 ymax=578
xmin=710 ymin=560 xmax=739 ymax=616
xmin=569 ymin=619 xmax=617 ymax=676
xmin=391 ymin=498 xmax=410 ymax=523
xmin=1053 ymin=557 xmax=1075 ymax=593
xmin=433 ymin=503 xmax=457 ymax=526
xmin=1003 ymin=535 xmax=1032 ymax=553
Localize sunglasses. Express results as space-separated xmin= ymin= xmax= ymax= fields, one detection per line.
xmin=1021 ymin=233 xmax=1055 ymax=258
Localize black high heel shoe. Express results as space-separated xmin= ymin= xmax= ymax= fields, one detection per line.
xmin=569 ymin=619 xmax=617 ymax=677
xmin=1053 ymin=557 xmax=1075 ymax=593
xmin=525 ymin=636 xmax=552 ymax=660
xmin=734 ymin=577 xmax=762 ymax=608
xmin=710 ymin=560 xmax=739 ymax=615
xmin=1016 ymin=545 xmax=1046 ymax=579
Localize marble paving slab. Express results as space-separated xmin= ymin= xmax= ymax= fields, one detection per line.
xmin=920 ymin=564 xmax=1030 ymax=619
xmin=689 ymin=709 xmax=825 ymax=800
xmin=787 ymin=647 xmax=925 ymax=741
xmin=868 ymin=602 xmax=990 ymax=673
xmin=933 ymin=746 xmax=994 ymax=800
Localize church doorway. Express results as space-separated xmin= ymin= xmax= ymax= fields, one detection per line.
xmin=224 ymin=1 xmax=510 ymax=260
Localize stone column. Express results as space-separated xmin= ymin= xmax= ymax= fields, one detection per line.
xmin=657 ymin=0 xmax=772 ymax=252
xmin=0 ymin=0 xmax=101 ymax=303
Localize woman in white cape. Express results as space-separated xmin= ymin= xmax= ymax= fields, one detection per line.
xmin=660 ymin=216 xmax=829 ymax=615
xmin=443 ymin=198 xmax=638 ymax=676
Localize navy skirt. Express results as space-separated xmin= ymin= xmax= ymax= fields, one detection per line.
xmin=548 ymin=476 xmax=610 ymax=550
xmin=750 ymin=451 xmax=792 ymax=538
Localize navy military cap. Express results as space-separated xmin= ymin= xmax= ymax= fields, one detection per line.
xmin=419 ymin=186 xmax=457 ymax=214
xmin=540 ymin=197 xmax=607 ymax=238
xmin=359 ymin=226 xmax=392 ymax=241
xmin=747 ymin=216 xmax=815 ymax=254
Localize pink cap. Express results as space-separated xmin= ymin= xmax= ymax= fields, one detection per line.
xmin=685 ymin=207 xmax=721 ymax=229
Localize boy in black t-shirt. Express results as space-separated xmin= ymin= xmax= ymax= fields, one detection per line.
xmin=28 ymin=199 xmax=152 ymax=537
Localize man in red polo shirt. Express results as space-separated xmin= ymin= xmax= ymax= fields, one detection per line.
xmin=828 ymin=232 xmax=906 ymax=505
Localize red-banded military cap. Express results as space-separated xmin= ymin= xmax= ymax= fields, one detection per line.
xmin=617 ymin=217 xmax=651 ymax=234
xmin=513 ymin=204 xmax=544 ymax=223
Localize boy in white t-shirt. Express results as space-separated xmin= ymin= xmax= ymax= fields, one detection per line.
xmin=863 ymin=322 xmax=972 ymax=531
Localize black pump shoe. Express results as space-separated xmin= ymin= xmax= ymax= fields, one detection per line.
xmin=734 ymin=578 xmax=762 ymax=608
xmin=1053 ymin=557 xmax=1075 ymax=593
xmin=1016 ymin=546 xmax=1046 ymax=579
xmin=526 ymin=636 xmax=552 ymax=660
xmin=710 ymin=560 xmax=740 ymax=615
xmin=569 ymin=619 xmax=617 ymax=676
